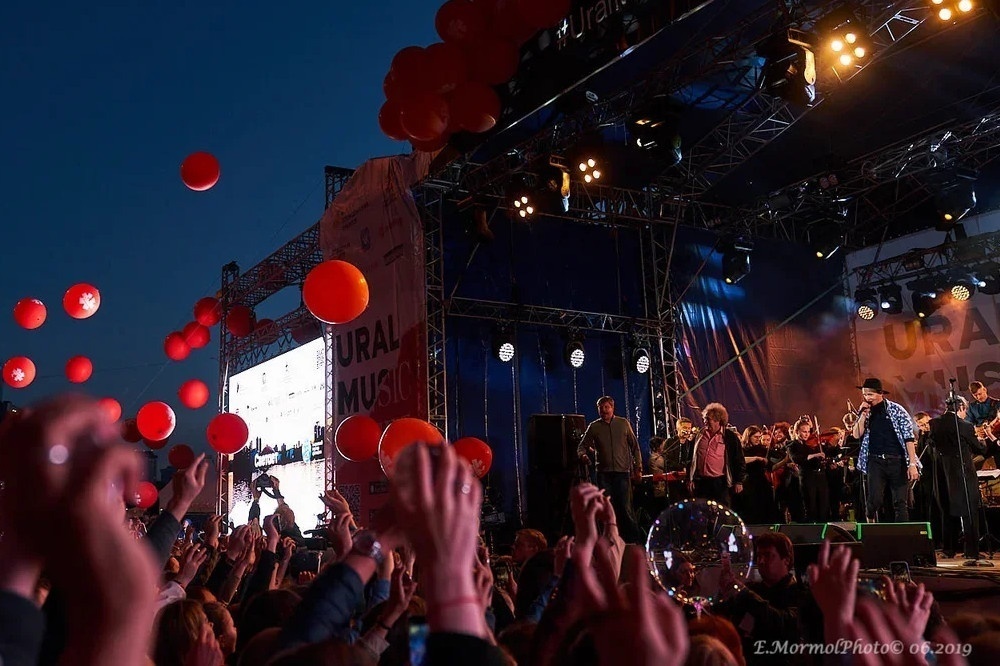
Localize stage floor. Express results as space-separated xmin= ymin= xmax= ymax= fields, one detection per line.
xmin=887 ymin=555 xmax=1000 ymax=616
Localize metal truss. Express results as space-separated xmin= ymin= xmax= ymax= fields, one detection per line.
xmin=324 ymin=323 xmax=336 ymax=493
xmin=456 ymin=0 xmax=792 ymax=195
xmin=722 ymin=105 xmax=1000 ymax=244
xmin=852 ymin=228 xmax=1000 ymax=287
xmin=640 ymin=222 xmax=680 ymax=436
xmin=447 ymin=298 xmax=663 ymax=335
xmin=672 ymin=1 xmax=934 ymax=199
xmin=418 ymin=189 xmax=449 ymax=433
xmin=215 ymin=261 xmax=239 ymax=516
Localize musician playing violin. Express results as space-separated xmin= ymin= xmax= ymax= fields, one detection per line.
xmin=788 ymin=416 xmax=830 ymax=522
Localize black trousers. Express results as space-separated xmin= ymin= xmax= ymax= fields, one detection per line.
xmin=596 ymin=471 xmax=643 ymax=544
xmin=866 ymin=455 xmax=909 ymax=522
xmin=801 ymin=470 xmax=830 ymax=523
xmin=693 ymin=475 xmax=731 ymax=507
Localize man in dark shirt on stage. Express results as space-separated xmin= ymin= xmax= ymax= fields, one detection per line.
xmin=577 ymin=396 xmax=643 ymax=542
xmin=851 ymin=378 xmax=919 ymax=522
xmin=968 ymin=381 xmax=1000 ymax=469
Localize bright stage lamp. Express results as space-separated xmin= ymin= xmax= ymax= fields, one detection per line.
xmin=633 ymin=349 xmax=651 ymax=374
xmin=939 ymin=7 xmax=953 ymax=19
xmin=564 ymin=340 xmax=585 ymax=369
xmin=958 ymin=0 xmax=973 ymax=11
xmin=839 ymin=54 xmax=853 ymax=66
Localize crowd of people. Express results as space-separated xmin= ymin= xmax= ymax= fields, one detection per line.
xmin=3 ymin=393 xmax=1000 ymax=665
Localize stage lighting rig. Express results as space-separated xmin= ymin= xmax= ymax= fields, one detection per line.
xmin=878 ymin=284 xmax=903 ymax=314
xmin=493 ymin=329 xmax=516 ymax=363
xmin=564 ymin=332 xmax=586 ymax=369
xmin=633 ymin=347 xmax=651 ymax=374
xmin=931 ymin=0 xmax=976 ymax=21
xmin=809 ymin=223 xmax=844 ymax=260
xmin=758 ymin=29 xmax=816 ymax=107
xmin=577 ymin=157 xmax=602 ymax=183
xmin=911 ymin=287 xmax=942 ymax=318
xmin=630 ymin=94 xmax=683 ymax=166
xmin=721 ymin=238 xmax=753 ymax=285
xmin=935 ymin=175 xmax=977 ymax=230
xmin=855 ymin=287 xmax=879 ymax=321
xmin=816 ymin=8 xmax=872 ymax=70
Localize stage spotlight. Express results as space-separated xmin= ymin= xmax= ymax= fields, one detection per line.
xmin=564 ymin=338 xmax=585 ymax=369
xmin=817 ymin=9 xmax=872 ymax=69
xmin=855 ymin=288 xmax=879 ymax=320
xmin=878 ymin=284 xmax=903 ymax=314
xmin=950 ymin=281 xmax=972 ymax=301
xmin=493 ymin=331 xmax=516 ymax=363
xmin=633 ymin=348 xmax=651 ymax=374
xmin=630 ymin=94 xmax=683 ymax=166
xmin=578 ymin=157 xmax=602 ymax=183
xmin=759 ymin=30 xmax=817 ymax=106
xmin=912 ymin=291 xmax=941 ymax=318
xmin=935 ymin=178 xmax=976 ymax=229
xmin=810 ymin=225 xmax=843 ymax=260
xmin=722 ymin=247 xmax=751 ymax=285
xmin=958 ymin=0 xmax=974 ymax=10
xmin=512 ymin=194 xmax=535 ymax=219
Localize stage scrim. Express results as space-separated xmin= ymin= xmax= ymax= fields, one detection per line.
xmin=319 ymin=152 xmax=431 ymax=523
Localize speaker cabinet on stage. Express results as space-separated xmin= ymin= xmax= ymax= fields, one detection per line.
xmin=858 ymin=523 xmax=937 ymax=568
xmin=778 ymin=523 xmax=858 ymax=544
xmin=527 ymin=414 xmax=588 ymax=473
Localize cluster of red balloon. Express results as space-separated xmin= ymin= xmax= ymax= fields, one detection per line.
xmin=378 ymin=0 xmax=569 ymax=150
xmin=334 ymin=414 xmax=494 ymax=480
xmin=5 ymin=284 xmax=103 ymax=389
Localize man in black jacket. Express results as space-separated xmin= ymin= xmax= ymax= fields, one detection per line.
xmin=929 ymin=396 xmax=987 ymax=560
xmin=686 ymin=402 xmax=747 ymax=506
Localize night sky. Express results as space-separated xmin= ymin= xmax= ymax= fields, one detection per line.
xmin=1 ymin=1 xmax=440 ymax=460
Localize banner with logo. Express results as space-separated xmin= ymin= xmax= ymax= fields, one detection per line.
xmin=846 ymin=211 xmax=1000 ymax=415
xmin=319 ymin=152 xmax=432 ymax=523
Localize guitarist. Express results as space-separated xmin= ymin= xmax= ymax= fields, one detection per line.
xmin=968 ymin=381 xmax=1000 ymax=468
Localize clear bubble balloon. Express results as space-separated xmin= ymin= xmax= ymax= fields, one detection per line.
xmin=646 ymin=499 xmax=753 ymax=608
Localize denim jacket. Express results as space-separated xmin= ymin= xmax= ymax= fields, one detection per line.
xmin=858 ymin=399 xmax=916 ymax=474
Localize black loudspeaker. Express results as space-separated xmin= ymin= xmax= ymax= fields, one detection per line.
xmin=778 ymin=523 xmax=858 ymax=544
xmin=527 ymin=414 xmax=588 ymax=473
xmin=858 ymin=523 xmax=937 ymax=568
xmin=746 ymin=524 xmax=780 ymax=538
xmin=526 ymin=472 xmax=576 ymax=542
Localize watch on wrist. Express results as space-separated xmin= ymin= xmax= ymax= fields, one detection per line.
xmin=350 ymin=530 xmax=386 ymax=566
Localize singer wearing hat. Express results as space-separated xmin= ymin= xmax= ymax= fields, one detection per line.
xmin=850 ymin=378 xmax=920 ymax=522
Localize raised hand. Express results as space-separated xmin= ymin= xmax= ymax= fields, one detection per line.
xmin=168 ymin=454 xmax=210 ymax=522
xmin=882 ymin=577 xmax=935 ymax=639
xmin=203 ymin=515 xmax=223 ymax=549
xmin=806 ymin=540 xmax=859 ymax=638
xmin=327 ymin=512 xmax=354 ymax=561
xmin=176 ymin=543 xmax=209 ymax=588
xmin=554 ymin=536 xmax=574 ymax=578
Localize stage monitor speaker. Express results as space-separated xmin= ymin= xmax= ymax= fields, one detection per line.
xmin=858 ymin=522 xmax=936 ymax=568
xmin=527 ymin=414 xmax=587 ymax=473
xmin=746 ymin=524 xmax=780 ymax=538
xmin=778 ymin=523 xmax=858 ymax=544
xmin=526 ymin=471 xmax=575 ymax=541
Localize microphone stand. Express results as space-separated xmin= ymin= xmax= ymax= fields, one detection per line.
xmin=951 ymin=379 xmax=993 ymax=568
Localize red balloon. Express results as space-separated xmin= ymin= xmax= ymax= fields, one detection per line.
xmin=168 ymin=444 xmax=196 ymax=469
xmin=436 ymin=0 xmax=488 ymax=43
xmin=515 ymin=0 xmax=570 ymax=29
xmin=226 ymin=305 xmax=255 ymax=337
xmin=302 ymin=260 xmax=370 ymax=325
xmin=63 ymin=283 xmax=101 ymax=319
xmin=378 ymin=418 xmax=445 ymax=478
xmin=194 ymin=297 xmax=222 ymax=326
xmin=178 ymin=379 xmax=210 ymax=409
xmin=3 ymin=356 xmax=36 ymax=389
xmin=98 ymin=397 xmax=122 ymax=423
xmin=144 ymin=435 xmax=170 ymax=450
xmin=134 ymin=481 xmax=159 ymax=509
xmin=378 ymin=98 xmax=408 ymax=141
xmin=182 ymin=321 xmax=211 ymax=349
xmin=390 ymin=46 xmax=431 ymax=95
xmin=453 ymin=436 xmax=494 ymax=478
xmin=207 ymin=413 xmax=250 ymax=455
xmin=164 ymin=332 xmax=191 ymax=361
xmin=449 ymin=82 xmax=502 ymax=133
xmin=335 ymin=415 xmax=382 ymax=462
xmin=137 ymin=401 xmax=176 ymax=442
xmin=410 ymin=133 xmax=451 ymax=153
xmin=254 ymin=318 xmax=279 ymax=345
xmin=65 ymin=355 xmax=93 ymax=383
xmin=400 ymin=92 xmax=451 ymax=143
xmin=291 ymin=320 xmax=322 ymax=345
xmin=426 ymin=42 xmax=469 ymax=95
xmin=180 ymin=152 xmax=221 ymax=191
xmin=468 ymin=37 xmax=519 ymax=85
xmin=13 ymin=298 xmax=46 ymax=329
xmin=491 ymin=0 xmax=538 ymax=45
xmin=121 ymin=418 xmax=142 ymax=443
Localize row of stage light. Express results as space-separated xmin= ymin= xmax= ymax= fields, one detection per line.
xmin=854 ymin=265 xmax=1000 ymax=320
xmin=491 ymin=330 xmax=653 ymax=374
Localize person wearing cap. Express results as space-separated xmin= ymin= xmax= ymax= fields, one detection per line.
xmin=850 ymin=378 xmax=919 ymax=522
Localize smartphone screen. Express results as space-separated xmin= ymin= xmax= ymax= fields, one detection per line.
xmin=408 ymin=619 xmax=429 ymax=666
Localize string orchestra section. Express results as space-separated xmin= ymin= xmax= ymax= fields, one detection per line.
xmin=569 ymin=378 xmax=1000 ymax=560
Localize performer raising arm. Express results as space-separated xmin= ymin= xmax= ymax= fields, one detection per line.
xmin=851 ymin=378 xmax=919 ymax=522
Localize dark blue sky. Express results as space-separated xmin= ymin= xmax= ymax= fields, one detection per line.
xmin=1 ymin=1 xmax=439 ymax=456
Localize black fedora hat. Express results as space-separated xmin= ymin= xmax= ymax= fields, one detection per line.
xmin=857 ymin=378 xmax=889 ymax=394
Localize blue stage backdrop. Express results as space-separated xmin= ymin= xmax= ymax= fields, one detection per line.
xmin=438 ymin=213 xmax=854 ymax=525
